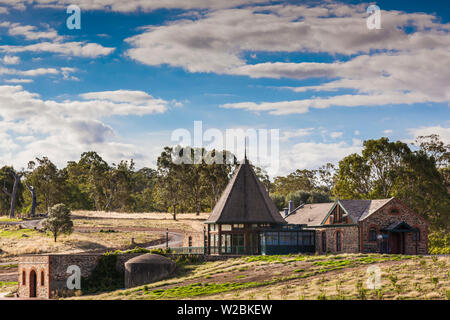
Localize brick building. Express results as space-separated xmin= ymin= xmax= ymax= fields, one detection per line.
xmin=17 ymin=253 xmax=140 ymax=299
xmin=285 ymin=197 xmax=429 ymax=255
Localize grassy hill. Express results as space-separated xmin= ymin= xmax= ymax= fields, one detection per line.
xmin=72 ymin=253 xmax=449 ymax=300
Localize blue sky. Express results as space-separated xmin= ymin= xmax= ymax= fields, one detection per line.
xmin=0 ymin=0 xmax=448 ymax=177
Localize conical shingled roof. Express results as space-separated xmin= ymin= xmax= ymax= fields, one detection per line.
xmin=205 ymin=159 xmax=286 ymax=225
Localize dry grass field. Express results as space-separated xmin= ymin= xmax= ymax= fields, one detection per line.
xmin=0 ymin=211 xmax=208 ymax=259
xmin=71 ymin=253 xmax=449 ymax=300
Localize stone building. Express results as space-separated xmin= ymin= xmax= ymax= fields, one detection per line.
xmin=285 ymin=197 xmax=429 ymax=255
xmin=17 ymin=253 xmax=141 ymax=299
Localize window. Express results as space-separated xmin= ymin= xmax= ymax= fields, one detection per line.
xmin=22 ymin=270 xmax=26 ymax=285
xmin=266 ymin=232 xmax=279 ymax=245
xmin=321 ymin=232 xmax=327 ymax=252
xmin=369 ymin=228 xmax=377 ymax=241
xmin=336 ymin=231 xmax=342 ymax=252
xmin=302 ymin=232 xmax=313 ymax=246
xmin=233 ymin=234 xmax=244 ymax=248
xmin=413 ymin=229 xmax=421 ymax=241
xmin=233 ymin=224 xmax=244 ymax=229
xmin=390 ymin=208 xmax=399 ymax=215
xmin=280 ymin=232 xmax=297 ymax=246
xmin=188 ymin=236 xmax=192 ymax=247
xmin=221 ymin=225 xmax=232 ymax=231
xmin=41 ymin=271 xmax=45 ymax=286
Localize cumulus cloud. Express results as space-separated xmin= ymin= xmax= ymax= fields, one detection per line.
xmin=1 ymin=55 xmax=20 ymax=64
xmin=123 ymin=2 xmax=449 ymax=114
xmin=0 ymin=21 xmax=61 ymax=40
xmin=330 ymin=131 xmax=343 ymax=139
xmin=280 ymin=128 xmax=314 ymax=141
xmin=0 ymin=41 xmax=115 ymax=58
xmin=0 ymin=21 xmax=114 ymax=58
xmin=407 ymin=126 xmax=450 ymax=144
xmin=0 ymin=0 xmax=268 ymax=12
xmin=0 ymin=85 xmax=173 ymax=168
xmin=3 ymin=78 xmax=33 ymax=83
xmin=279 ymin=141 xmax=361 ymax=175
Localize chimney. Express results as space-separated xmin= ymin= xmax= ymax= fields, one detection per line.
xmin=283 ymin=208 xmax=289 ymax=217
xmin=288 ymin=200 xmax=294 ymax=214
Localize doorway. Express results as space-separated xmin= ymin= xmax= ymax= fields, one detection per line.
xmin=389 ymin=233 xmax=405 ymax=254
xmin=29 ymin=270 xmax=37 ymax=298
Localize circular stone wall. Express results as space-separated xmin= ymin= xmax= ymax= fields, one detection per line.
xmin=124 ymin=254 xmax=176 ymax=288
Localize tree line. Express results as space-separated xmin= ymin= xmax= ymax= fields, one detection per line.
xmin=0 ymin=135 xmax=448 ymax=232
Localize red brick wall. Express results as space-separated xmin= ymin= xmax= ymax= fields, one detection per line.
xmin=360 ymin=199 xmax=429 ymax=254
xmin=18 ymin=255 xmax=50 ymax=299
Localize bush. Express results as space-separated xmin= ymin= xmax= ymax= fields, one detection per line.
xmin=81 ymin=252 xmax=123 ymax=294
xmin=429 ymin=230 xmax=450 ymax=254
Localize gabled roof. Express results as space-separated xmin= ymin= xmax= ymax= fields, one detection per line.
xmin=284 ymin=198 xmax=395 ymax=226
xmin=205 ymin=158 xmax=286 ymax=225
xmin=285 ymin=202 xmax=335 ymax=226
xmin=381 ymin=221 xmax=418 ymax=232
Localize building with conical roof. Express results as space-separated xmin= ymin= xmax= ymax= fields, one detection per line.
xmin=204 ymin=158 xmax=315 ymax=255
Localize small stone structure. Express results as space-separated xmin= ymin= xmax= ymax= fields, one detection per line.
xmin=124 ymin=254 xmax=176 ymax=288
xmin=18 ymin=252 xmax=143 ymax=299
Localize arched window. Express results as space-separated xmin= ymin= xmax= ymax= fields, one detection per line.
xmin=41 ymin=271 xmax=45 ymax=286
xmin=321 ymin=232 xmax=327 ymax=252
xmin=413 ymin=229 xmax=421 ymax=241
xmin=369 ymin=228 xmax=377 ymax=241
xmin=22 ymin=270 xmax=26 ymax=285
xmin=336 ymin=231 xmax=342 ymax=252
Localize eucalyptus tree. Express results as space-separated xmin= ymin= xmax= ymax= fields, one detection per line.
xmin=1 ymin=166 xmax=24 ymax=218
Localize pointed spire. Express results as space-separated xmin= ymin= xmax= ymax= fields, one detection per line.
xmin=205 ymin=155 xmax=286 ymax=225
xmin=244 ymin=136 xmax=248 ymax=164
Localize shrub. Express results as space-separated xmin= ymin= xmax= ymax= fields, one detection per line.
xmin=428 ymin=230 xmax=450 ymax=254
xmin=81 ymin=252 xmax=123 ymax=294
xmin=356 ymin=280 xmax=367 ymax=300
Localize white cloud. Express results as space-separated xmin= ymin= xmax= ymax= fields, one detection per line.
xmin=279 ymin=141 xmax=361 ymax=175
xmin=4 ymin=78 xmax=33 ymax=83
xmin=0 ymin=21 xmax=114 ymax=58
xmin=0 ymin=0 xmax=268 ymax=12
xmin=221 ymin=90 xmax=448 ymax=115
xmin=383 ymin=129 xmax=393 ymax=134
xmin=354 ymin=130 xmax=360 ymax=135
xmin=124 ymin=3 xmax=449 ymax=114
xmin=0 ymin=22 xmax=61 ymax=40
xmin=280 ymin=128 xmax=314 ymax=141
xmin=0 ymin=85 xmax=173 ymax=168
xmin=0 ymin=41 xmax=115 ymax=58
xmin=330 ymin=131 xmax=343 ymax=139
xmin=2 ymin=55 xmax=20 ymax=64
xmin=407 ymin=126 xmax=450 ymax=144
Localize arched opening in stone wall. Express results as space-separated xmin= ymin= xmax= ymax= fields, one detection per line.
xmin=29 ymin=270 xmax=37 ymax=298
